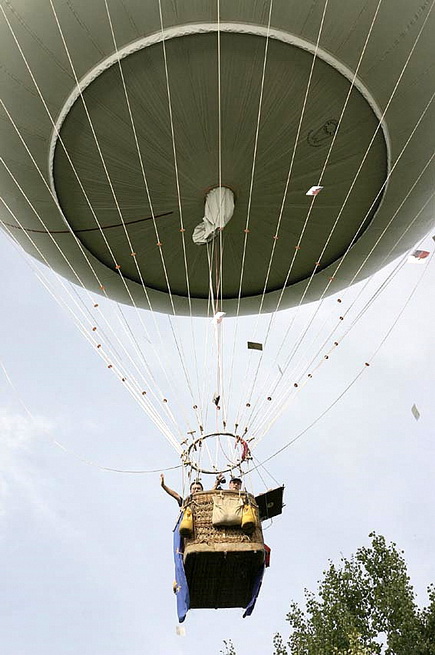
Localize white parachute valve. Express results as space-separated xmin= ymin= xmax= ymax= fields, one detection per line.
xmin=192 ymin=186 xmax=235 ymax=245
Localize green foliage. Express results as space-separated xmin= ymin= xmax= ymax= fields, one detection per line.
xmin=222 ymin=534 xmax=435 ymax=655
xmin=284 ymin=533 xmax=435 ymax=655
xmin=286 ymin=533 xmax=435 ymax=655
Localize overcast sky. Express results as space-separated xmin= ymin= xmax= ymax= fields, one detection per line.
xmin=1 ymin=227 xmax=434 ymax=655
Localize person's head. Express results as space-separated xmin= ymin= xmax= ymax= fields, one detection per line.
xmin=229 ymin=477 xmax=242 ymax=491
xmin=190 ymin=480 xmax=203 ymax=494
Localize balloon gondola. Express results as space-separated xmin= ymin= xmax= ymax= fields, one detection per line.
xmin=176 ymin=489 xmax=266 ymax=620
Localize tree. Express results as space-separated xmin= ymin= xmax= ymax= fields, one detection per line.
xmin=222 ymin=534 xmax=435 ymax=655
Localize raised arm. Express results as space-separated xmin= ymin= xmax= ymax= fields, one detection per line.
xmin=160 ymin=474 xmax=182 ymax=506
xmin=213 ymin=474 xmax=225 ymax=490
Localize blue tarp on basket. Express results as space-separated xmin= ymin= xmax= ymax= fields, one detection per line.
xmin=173 ymin=515 xmax=190 ymax=622
xmin=243 ymin=565 xmax=265 ymax=618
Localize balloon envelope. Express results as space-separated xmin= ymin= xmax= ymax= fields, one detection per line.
xmin=1 ymin=0 xmax=434 ymax=315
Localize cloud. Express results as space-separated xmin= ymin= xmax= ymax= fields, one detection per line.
xmin=0 ymin=407 xmax=54 ymax=521
xmin=0 ymin=407 xmax=92 ymax=551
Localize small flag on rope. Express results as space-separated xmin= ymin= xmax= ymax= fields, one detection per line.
xmin=411 ymin=404 xmax=420 ymax=421
xmin=407 ymin=249 xmax=430 ymax=263
xmin=247 ymin=341 xmax=263 ymax=351
xmin=212 ymin=311 xmax=226 ymax=324
xmin=306 ymin=185 xmax=323 ymax=196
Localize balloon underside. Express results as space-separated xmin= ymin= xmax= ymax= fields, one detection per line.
xmin=53 ymin=32 xmax=387 ymax=303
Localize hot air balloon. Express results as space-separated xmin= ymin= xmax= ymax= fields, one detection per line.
xmin=1 ymin=0 xmax=434 ymax=620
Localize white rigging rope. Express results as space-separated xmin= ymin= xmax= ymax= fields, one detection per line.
xmin=237 ymin=0 xmax=385 ymax=429
xmin=239 ymin=0 xmax=435 ymax=439
xmin=0 ymin=206 xmax=183 ymax=452
xmin=55 ymin=0 xmax=200 ymax=438
xmin=156 ymin=0 xmax=203 ymax=417
xmin=1 ymin=0 xmax=207 ymax=451
xmin=251 ymin=185 xmax=435 ymax=441
xmin=0 ymin=106 xmax=187 ymax=447
xmin=50 ymin=0 xmax=199 ymax=432
xmin=250 ymin=172 xmax=434 ymax=439
xmin=232 ymin=0 xmax=329 ymax=429
xmin=251 ymin=246 xmax=434 ymax=454
xmin=250 ymin=155 xmax=435 ymax=442
xmin=102 ymin=0 xmax=204 ymax=432
xmin=226 ymin=0 xmax=276 ymax=430
xmin=0 ymin=7 xmax=186 ymax=428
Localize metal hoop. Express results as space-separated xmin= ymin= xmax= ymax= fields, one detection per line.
xmin=182 ymin=432 xmax=248 ymax=475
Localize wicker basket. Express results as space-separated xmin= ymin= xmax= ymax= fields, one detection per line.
xmin=182 ymin=490 xmax=265 ymax=609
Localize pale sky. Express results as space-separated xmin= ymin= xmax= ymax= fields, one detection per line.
xmin=1 ymin=228 xmax=435 ymax=655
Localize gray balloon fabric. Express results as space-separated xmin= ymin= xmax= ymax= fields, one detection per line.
xmin=1 ymin=0 xmax=434 ymax=316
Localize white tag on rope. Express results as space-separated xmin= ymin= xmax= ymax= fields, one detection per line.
xmin=212 ymin=311 xmax=226 ymax=325
xmin=306 ymin=185 xmax=323 ymax=196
